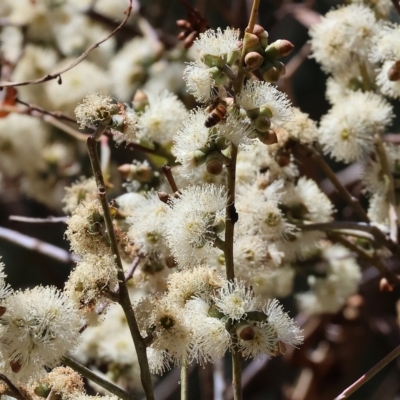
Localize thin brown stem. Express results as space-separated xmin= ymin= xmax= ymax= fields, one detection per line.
xmin=181 ymin=357 xmax=189 ymax=400
xmin=232 ymin=349 xmax=242 ymax=400
xmin=9 ymin=215 xmax=68 ymax=223
xmin=0 ymin=1 xmax=134 ymax=88
xmin=0 ymin=374 xmax=27 ymax=400
xmin=328 ymin=233 xmax=400 ymax=285
xmin=62 ymin=356 xmax=138 ymax=400
xmin=309 ymin=146 xmax=369 ymax=222
xmin=374 ymin=133 xmax=398 ymax=243
xmin=334 ymin=344 xmax=400 ymax=399
xmin=161 ymin=164 xmax=179 ymax=193
xmin=390 ymin=0 xmax=400 ymax=14
xmin=224 ymin=144 xmax=238 ymax=281
xmin=245 ymin=0 xmax=260 ymax=33
xmin=86 ymin=134 xmax=154 ymax=400
xmin=0 ymin=226 xmax=78 ymax=264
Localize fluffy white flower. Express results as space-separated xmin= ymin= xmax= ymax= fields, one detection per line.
xmin=136 ymin=91 xmax=187 ymax=144
xmin=195 ymin=27 xmax=240 ymax=58
xmin=238 ymin=320 xmax=278 ymax=359
xmin=166 ymin=266 xmax=224 ymax=307
xmin=237 ymin=181 xmax=296 ymax=241
xmin=218 ymin=113 xmax=255 ymax=148
xmin=126 ymin=191 xmax=169 ymax=259
xmin=369 ymin=23 xmax=400 ymax=63
xmin=212 ymin=279 xmax=258 ymax=321
xmin=109 ymin=37 xmax=162 ymax=100
xmin=280 ymin=108 xmax=318 ymax=144
xmin=319 ymin=91 xmax=394 ymax=163
xmin=297 ymin=245 xmax=361 ymax=314
xmin=264 ymin=299 xmax=303 ymax=347
xmin=183 ymin=61 xmax=215 ymax=102
xmin=0 ymin=259 xmax=12 ymax=303
xmin=363 ymin=143 xmax=400 ymax=196
xmin=0 ymin=286 xmax=80 ymax=383
xmin=237 ymin=80 xmax=293 ymax=126
xmin=376 ymin=61 xmax=400 ymax=99
xmin=165 ymin=184 xmax=227 ymax=268
xmin=309 ymin=4 xmax=377 ymax=74
xmin=283 ymin=178 xmax=334 ymax=223
xmin=172 ymin=108 xmax=212 ymax=178
xmin=186 ymin=297 xmax=230 ymax=363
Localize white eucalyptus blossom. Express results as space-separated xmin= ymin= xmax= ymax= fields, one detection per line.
xmin=297 ymin=245 xmax=361 ymax=314
xmin=136 ymin=91 xmax=187 ymax=144
xmin=0 ymin=259 xmax=12 ymax=303
xmin=237 ymin=180 xmax=296 ymax=241
xmin=237 ymin=80 xmax=293 ymax=126
xmin=363 ymin=143 xmax=400 ymax=196
xmin=172 ymin=108 xmax=212 ymax=178
xmin=369 ymin=23 xmax=400 ymax=63
xmin=218 ymin=113 xmax=255 ymax=148
xmin=0 ymin=286 xmax=80 ymax=383
xmin=165 ymin=184 xmax=227 ymax=267
xmin=280 ymin=108 xmax=318 ymax=144
xmin=64 ymin=254 xmax=118 ymax=325
xmin=319 ymin=91 xmax=394 ymax=163
xmin=183 ymin=60 xmax=215 ymax=102
xmin=186 ymin=297 xmax=231 ymax=363
xmin=309 ymin=4 xmax=377 ymax=74
xmin=126 ymin=191 xmax=169 ymax=259
xmin=376 ymin=61 xmax=400 ymax=99
xmin=212 ymin=279 xmax=258 ymax=321
xmin=195 ymin=27 xmax=240 ymax=58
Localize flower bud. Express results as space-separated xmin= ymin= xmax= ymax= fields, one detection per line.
xmin=252 ymin=24 xmax=265 ymax=37
xmin=246 ymin=107 xmax=260 ymax=120
xmin=133 ymin=90 xmax=149 ymax=111
xmin=388 ymin=61 xmax=400 ymax=82
xmin=243 ymin=32 xmax=260 ymax=49
xmin=261 ymin=61 xmax=286 ymax=82
xmin=203 ymin=54 xmax=226 ymax=68
xmin=227 ymin=49 xmax=241 ymax=65
xmin=206 ymin=152 xmax=224 ymax=175
xmin=265 ymin=40 xmax=295 ymax=60
xmin=259 ymin=106 xmax=273 ymax=119
xmin=10 ymin=359 xmax=22 ymax=373
xmin=34 ymin=384 xmax=52 ymax=398
xmin=215 ymin=136 xmax=229 ymax=150
xmin=245 ymin=51 xmax=264 ymax=70
xmin=208 ymin=66 xmax=228 ymax=85
xmin=236 ymin=323 xmax=255 ymax=341
xmin=213 ymin=216 xmax=226 ymax=234
xmin=254 ymin=116 xmax=271 ymax=132
xmin=379 ymin=277 xmax=394 ymax=292
xmin=192 ymin=149 xmax=208 ymax=166
xmin=257 ymin=129 xmax=278 ymax=145
xmin=208 ymin=305 xmax=225 ymax=319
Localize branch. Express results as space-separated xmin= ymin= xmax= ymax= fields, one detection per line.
xmin=0 ymin=226 xmax=78 ymax=264
xmin=0 ymin=374 xmax=26 ymax=400
xmin=334 ymin=344 xmax=400 ymax=399
xmin=86 ymin=134 xmax=154 ymax=400
xmin=15 ymin=98 xmax=77 ymax=123
xmin=374 ymin=133 xmax=398 ymax=243
xmin=0 ymin=1 xmax=133 ymax=88
xmin=298 ymin=221 xmax=375 ymax=240
xmin=9 ymin=216 xmax=68 ymax=223
xmin=308 ymin=146 xmax=369 ymax=222
xmin=62 ymin=356 xmax=138 ymax=400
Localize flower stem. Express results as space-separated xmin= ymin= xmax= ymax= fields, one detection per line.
xmin=374 ymin=133 xmax=398 ymax=243
xmin=224 ymin=144 xmax=238 ymax=281
xmin=180 ymin=357 xmax=189 ymax=400
xmin=333 ymin=343 xmax=400 ymax=399
xmin=86 ymin=132 xmax=154 ymax=400
xmin=63 ymin=356 xmax=138 ymax=400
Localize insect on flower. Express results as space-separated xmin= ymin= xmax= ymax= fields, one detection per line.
xmin=204 ymin=98 xmax=228 ymax=128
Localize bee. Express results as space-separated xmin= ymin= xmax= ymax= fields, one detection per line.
xmin=204 ymin=98 xmax=227 ymax=128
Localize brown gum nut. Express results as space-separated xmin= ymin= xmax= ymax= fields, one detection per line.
xmin=245 ymin=52 xmax=264 ymax=69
